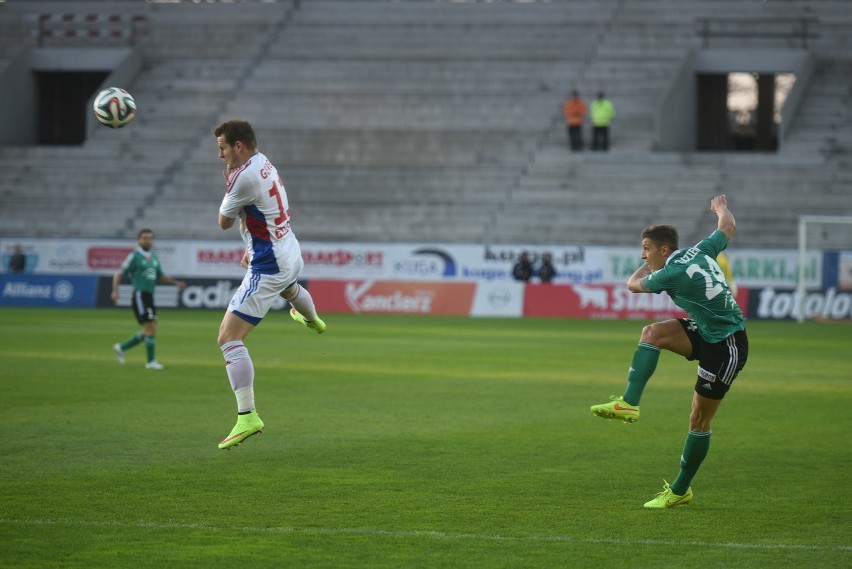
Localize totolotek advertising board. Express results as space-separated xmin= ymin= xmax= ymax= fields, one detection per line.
xmin=747 ymin=287 xmax=852 ymax=320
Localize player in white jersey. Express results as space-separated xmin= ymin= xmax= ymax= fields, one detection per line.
xmin=214 ymin=119 xmax=326 ymax=450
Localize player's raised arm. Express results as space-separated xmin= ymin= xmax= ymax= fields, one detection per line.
xmin=711 ymin=194 xmax=736 ymax=240
xmin=627 ymin=262 xmax=652 ymax=293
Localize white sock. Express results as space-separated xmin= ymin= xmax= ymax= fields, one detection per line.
xmin=221 ymin=341 xmax=254 ymax=413
xmin=234 ymin=387 xmax=255 ymax=414
xmin=287 ymin=284 xmax=319 ymax=321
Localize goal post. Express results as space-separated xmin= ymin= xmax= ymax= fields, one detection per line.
xmin=797 ymin=215 xmax=852 ymax=323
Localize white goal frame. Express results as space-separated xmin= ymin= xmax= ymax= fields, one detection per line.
xmin=797 ymin=215 xmax=852 ymax=323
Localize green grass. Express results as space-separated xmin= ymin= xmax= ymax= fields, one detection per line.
xmin=1 ymin=307 xmax=850 ymax=568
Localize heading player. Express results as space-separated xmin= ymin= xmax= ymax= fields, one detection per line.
xmin=214 ymin=119 xmax=326 ymax=450
xmin=590 ymin=194 xmax=748 ymax=508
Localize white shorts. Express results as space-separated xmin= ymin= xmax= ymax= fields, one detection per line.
xmin=228 ymin=256 xmax=304 ymax=325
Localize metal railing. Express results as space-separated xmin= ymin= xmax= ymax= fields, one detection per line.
xmin=36 ymin=13 xmax=148 ymax=47
xmin=695 ymin=16 xmax=819 ymax=49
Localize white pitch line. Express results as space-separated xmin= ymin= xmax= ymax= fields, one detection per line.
xmin=1 ymin=518 xmax=849 ymax=553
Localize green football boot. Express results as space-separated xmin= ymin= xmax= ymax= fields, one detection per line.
xmin=590 ymin=396 xmax=640 ymax=423
xmin=218 ymin=410 xmax=265 ymax=450
xmin=290 ymin=308 xmax=326 ymax=334
xmin=643 ymin=481 xmax=693 ymax=509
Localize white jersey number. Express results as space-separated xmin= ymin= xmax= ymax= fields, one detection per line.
xmin=686 ymin=255 xmax=726 ymax=300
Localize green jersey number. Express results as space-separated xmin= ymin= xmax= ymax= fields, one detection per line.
xmin=686 ymin=255 xmax=726 ymax=300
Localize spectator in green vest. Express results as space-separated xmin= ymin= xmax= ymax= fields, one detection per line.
xmin=591 ymin=91 xmax=615 ymax=151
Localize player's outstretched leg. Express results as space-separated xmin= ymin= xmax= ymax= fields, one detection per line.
xmin=590 ymin=396 xmax=640 ymax=423
xmin=591 ymin=341 xmax=659 ymax=423
xmin=282 ymin=283 xmax=326 ymax=334
xmin=218 ymin=409 xmax=264 ymax=450
xmin=643 ymin=481 xmax=693 ymax=509
xmin=290 ymin=308 xmax=326 ymax=334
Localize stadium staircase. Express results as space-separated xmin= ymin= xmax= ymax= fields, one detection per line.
xmin=0 ymin=0 xmax=849 ymax=248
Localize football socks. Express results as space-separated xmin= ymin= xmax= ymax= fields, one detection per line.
xmin=222 ymin=341 xmax=255 ymax=413
xmin=286 ymin=284 xmax=319 ymax=322
xmin=144 ymin=335 xmax=156 ymax=363
xmin=622 ymin=342 xmax=660 ymax=406
xmin=671 ymin=431 xmax=711 ymax=496
xmin=119 ymin=332 xmax=143 ymax=351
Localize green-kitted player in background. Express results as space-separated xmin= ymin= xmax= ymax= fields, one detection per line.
xmin=111 ymin=229 xmax=186 ymax=369
xmin=591 ymin=195 xmax=748 ymax=509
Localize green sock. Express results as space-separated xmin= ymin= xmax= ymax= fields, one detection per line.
xmin=622 ymin=342 xmax=660 ymax=406
xmin=145 ymin=336 xmax=156 ymax=363
xmin=671 ymin=431 xmax=711 ymax=496
xmin=120 ymin=332 xmax=143 ymax=351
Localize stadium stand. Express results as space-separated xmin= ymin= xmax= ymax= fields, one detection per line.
xmin=0 ymin=0 xmax=849 ymax=247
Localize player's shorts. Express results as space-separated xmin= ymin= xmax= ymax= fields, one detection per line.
xmin=678 ymin=318 xmax=748 ymax=400
xmin=228 ymin=256 xmax=304 ymax=326
xmin=131 ymin=290 xmax=157 ymax=324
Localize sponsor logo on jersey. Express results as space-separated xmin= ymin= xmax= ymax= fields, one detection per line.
xmin=697 ymin=367 xmax=716 ymax=382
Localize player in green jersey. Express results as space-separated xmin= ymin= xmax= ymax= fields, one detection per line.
xmin=590 ymin=195 xmax=748 ymax=508
xmin=111 ymin=229 xmax=186 ymax=369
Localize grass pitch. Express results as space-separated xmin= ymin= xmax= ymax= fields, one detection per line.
xmin=1 ymin=307 xmax=850 ymax=568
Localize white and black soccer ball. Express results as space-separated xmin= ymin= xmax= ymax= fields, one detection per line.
xmin=93 ymin=87 xmax=137 ymax=129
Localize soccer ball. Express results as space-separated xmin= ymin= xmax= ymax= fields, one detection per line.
xmin=93 ymin=87 xmax=137 ymax=128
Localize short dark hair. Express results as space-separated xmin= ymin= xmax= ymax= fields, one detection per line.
xmin=137 ymin=228 xmax=154 ymax=239
xmin=215 ymin=119 xmax=257 ymax=150
xmin=641 ymin=224 xmax=678 ymax=250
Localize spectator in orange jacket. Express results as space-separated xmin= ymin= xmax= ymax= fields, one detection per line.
xmin=563 ymin=90 xmax=587 ymax=151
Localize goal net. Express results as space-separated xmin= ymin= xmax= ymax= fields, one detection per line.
xmin=796 ymin=215 xmax=852 ymax=323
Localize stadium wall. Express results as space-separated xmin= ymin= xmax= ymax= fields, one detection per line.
xmin=0 ymin=50 xmax=38 ymax=145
